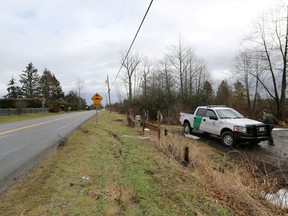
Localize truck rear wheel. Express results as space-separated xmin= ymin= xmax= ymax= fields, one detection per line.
xmin=221 ymin=131 xmax=235 ymax=147
xmin=183 ymin=122 xmax=192 ymax=135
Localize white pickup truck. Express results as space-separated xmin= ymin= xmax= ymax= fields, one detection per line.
xmin=180 ymin=105 xmax=270 ymax=146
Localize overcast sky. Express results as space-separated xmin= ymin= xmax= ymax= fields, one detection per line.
xmin=0 ymin=0 xmax=285 ymax=105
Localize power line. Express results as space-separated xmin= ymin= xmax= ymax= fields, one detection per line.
xmin=111 ymin=0 xmax=154 ymax=87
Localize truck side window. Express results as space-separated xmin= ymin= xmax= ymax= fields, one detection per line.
xmin=206 ymin=110 xmax=217 ymax=118
xmin=195 ymin=108 xmax=207 ymax=117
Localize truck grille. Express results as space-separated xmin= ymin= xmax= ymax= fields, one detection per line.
xmin=246 ymin=124 xmax=269 ymax=137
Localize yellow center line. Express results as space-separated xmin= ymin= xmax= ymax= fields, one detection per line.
xmin=0 ymin=114 xmax=77 ymax=136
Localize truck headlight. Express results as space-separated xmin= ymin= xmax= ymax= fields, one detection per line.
xmin=234 ymin=126 xmax=247 ymax=133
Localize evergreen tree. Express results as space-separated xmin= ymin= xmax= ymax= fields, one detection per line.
xmin=5 ymin=76 xmax=21 ymax=98
xmin=51 ymin=74 xmax=64 ymax=99
xmin=39 ymin=69 xmax=64 ymax=100
xmin=233 ymin=80 xmax=246 ymax=102
xmin=39 ymin=69 xmax=51 ymax=100
xmin=19 ymin=62 xmax=40 ymax=98
xmin=64 ymin=90 xmax=79 ymax=105
xmin=200 ymin=81 xmax=214 ymax=105
xmin=64 ymin=90 xmax=87 ymax=110
xmin=231 ymin=80 xmax=247 ymax=111
xmin=215 ymin=80 xmax=231 ymax=106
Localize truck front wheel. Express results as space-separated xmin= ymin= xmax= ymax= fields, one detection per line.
xmin=183 ymin=122 xmax=192 ymax=135
xmin=221 ymin=131 xmax=235 ymax=147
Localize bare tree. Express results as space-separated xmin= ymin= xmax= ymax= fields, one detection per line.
xmin=159 ymin=58 xmax=175 ymax=100
xmin=120 ymin=51 xmax=141 ymax=100
xmin=76 ymin=78 xmax=84 ymax=109
xmin=243 ymin=5 xmax=288 ymax=118
xmin=189 ymin=57 xmax=209 ymax=94
xmin=233 ymin=50 xmax=263 ymax=116
xmin=166 ymin=35 xmax=190 ymax=101
xmin=140 ymin=57 xmax=152 ymax=98
xmin=145 ymin=62 xmax=177 ymax=117
xmin=166 ymin=35 xmax=210 ymax=108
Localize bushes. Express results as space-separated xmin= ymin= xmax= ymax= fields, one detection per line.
xmin=0 ymin=98 xmax=43 ymax=109
xmin=14 ymin=100 xmax=28 ymax=115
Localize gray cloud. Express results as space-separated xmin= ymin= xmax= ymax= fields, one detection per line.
xmin=0 ymin=0 xmax=278 ymax=104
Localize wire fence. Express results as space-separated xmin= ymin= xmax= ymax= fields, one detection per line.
xmin=0 ymin=108 xmax=49 ymax=116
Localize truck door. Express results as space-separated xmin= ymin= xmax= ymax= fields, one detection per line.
xmin=201 ymin=109 xmax=218 ymax=134
xmin=193 ymin=108 xmax=206 ymax=130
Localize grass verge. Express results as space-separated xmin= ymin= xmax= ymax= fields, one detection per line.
xmin=0 ymin=112 xmax=59 ymax=123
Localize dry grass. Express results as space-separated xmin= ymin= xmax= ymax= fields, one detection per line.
xmin=148 ymin=129 xmax=288 ymax=216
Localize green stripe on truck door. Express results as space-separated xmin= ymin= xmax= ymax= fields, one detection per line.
xmin=194 ymin=115 xmax=203 ymax=130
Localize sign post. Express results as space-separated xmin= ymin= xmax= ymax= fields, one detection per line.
xmin=91 ymin=93 xmax=103 ymax=124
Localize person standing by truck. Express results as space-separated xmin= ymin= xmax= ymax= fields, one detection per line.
xmin=261 ymin=109 xmax=278 ymax=145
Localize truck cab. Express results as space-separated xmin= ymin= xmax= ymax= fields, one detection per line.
xmin=193 ymin=107 xmax=221 ymax=134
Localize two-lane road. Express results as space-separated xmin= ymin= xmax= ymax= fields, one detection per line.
xmin=0 ymin=111 xmax=95 ymax=193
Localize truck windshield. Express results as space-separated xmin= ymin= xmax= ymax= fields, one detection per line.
xmin=215 ymin=109 xmax=243 ymax=119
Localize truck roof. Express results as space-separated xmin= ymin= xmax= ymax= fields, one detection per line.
xmin=198 ymin=105 xmax=228 ymax=109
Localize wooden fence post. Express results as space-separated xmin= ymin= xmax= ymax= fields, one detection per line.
xmin=183 ymin=147 xmax=189 ymax=166
xmin=142 ymin=110 xmax=146 ymax=133
xmin=157 ymin=111 xmax=161 ymax=141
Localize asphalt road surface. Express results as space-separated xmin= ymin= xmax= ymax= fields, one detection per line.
xmin=248 ymin=128 xmax=288 ymax=164
xmin=0 ymin=111 xmax=96 ymax=193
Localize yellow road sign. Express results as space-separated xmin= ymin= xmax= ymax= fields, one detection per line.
xmin=91 ymin=93 xmax=103 ymax=107
xmin=91 ymin=93 xmax=103 ymax=102
xmin=94 ymin=101 xmax=101 ymax=106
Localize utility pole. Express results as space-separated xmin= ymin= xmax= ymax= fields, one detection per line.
xmin=76 ymin=78 xmax=83 ymax=110
xmin=107 ymin=75 xmax=112 ymax=113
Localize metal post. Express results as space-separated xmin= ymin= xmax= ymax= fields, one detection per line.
xmin=96 ymin=107 xmax=98 ymax=124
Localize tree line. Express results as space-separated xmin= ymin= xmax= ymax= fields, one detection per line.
xmin=117 ymin=4 xmax=288 ymax=122
xmin=4 ymin=62 xmax=87 ymax=111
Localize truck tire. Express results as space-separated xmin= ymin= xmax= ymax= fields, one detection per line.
xmin=183 ymin=122 xmax=192 ymax=135
xmin=221 ymin=131 xmax=235 ymax=147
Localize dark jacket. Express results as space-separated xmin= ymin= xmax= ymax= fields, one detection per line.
xmin=262 ymin=113 xmax=278 ymax=126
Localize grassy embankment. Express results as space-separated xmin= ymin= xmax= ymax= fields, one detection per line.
xmin=0 ymin=111 xmax=286 ymax=215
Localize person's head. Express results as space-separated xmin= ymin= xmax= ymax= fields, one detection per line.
xmin=263 ymin=109 xmax=268 ymax=114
